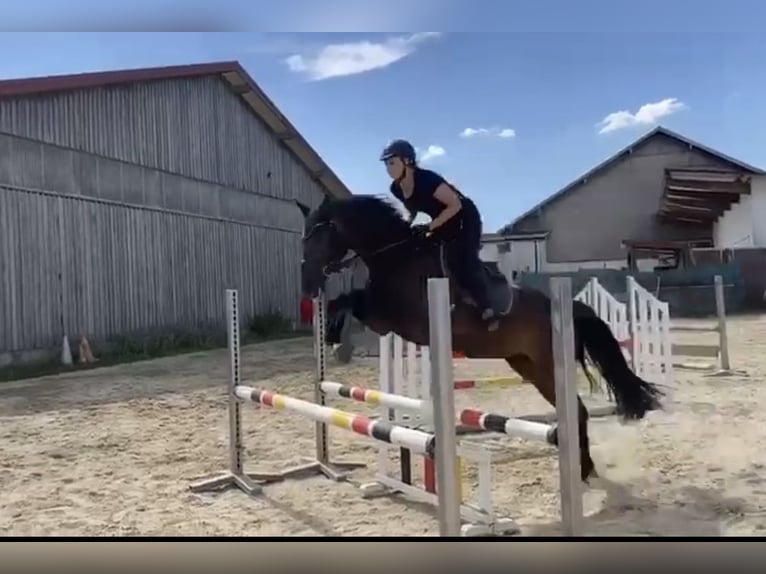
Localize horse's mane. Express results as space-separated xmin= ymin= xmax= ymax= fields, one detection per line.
xmin=324 ymin=194 xmax=415 ymax=250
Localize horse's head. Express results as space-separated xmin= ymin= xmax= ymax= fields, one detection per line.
xmin=296 ymin=196 xmax=348 ymax=298
xmin=296 ymin=194 xmax=415 ymax=298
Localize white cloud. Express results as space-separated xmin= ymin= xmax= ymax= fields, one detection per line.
xmin=461 ymin=128 xmax=490 ymax=138
xmin=286 ymin=32 xmax=441 ymax=81
xmin=460 ymin=126 xmax=516 ymax=139
xmin=597 ymin=98 xmax=686 ymax=134
xmin=419 ymin=145 xmax=446 ymax=163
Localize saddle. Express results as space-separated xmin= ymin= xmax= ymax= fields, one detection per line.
xmin=433 ymin=243 xmax=516 ymax=325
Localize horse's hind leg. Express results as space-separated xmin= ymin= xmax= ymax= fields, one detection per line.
xmin=505 ymin=356 xmax=596 ymax=483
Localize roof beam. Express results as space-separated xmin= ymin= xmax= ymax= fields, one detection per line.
xmin=228 ymin=83 xmax=250 ymax=95
xmin=662 ymin=202 xmax=718 ymax=214
xmin=668 ymin=166 xmax=745 ymax=174
xmin=665 ymin=192 xmax=736 ymax=204
xmin=665 ymin=179 xmax=750 ymax=194
xmin=660 ymin=207 xmax=728 ymax=220
xmin=666 ymin=167 xmax=750 ymax=181
xmin=666 ymin=215 xmax=710 ymax=224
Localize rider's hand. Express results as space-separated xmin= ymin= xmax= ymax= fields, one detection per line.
xmin=411 ymin=223 xmax=431 ymax=240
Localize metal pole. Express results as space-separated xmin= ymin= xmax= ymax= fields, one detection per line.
xmin=313 ymin=291 xmax=329 ymax=465
xmin=549 ymin=276 xmax=584 ymax=536
xmin=427 ymin=277 xmax=461 ymax=537
xmin=227 ymin=289 xmax=244 ymax=477
xmin=714 ymin=275 xmax=730 ymax=371
xmin=188 ymin=289 xmax=261 ymax=495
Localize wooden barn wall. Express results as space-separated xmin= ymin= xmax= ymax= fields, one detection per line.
xmin=0 ymin=131 xmax=303 ymax=232
xmin=0 ymin=75 xmax=325 ymax=211
xmin=0 ymin=184 xmax=352 ymax=365
xmin=0 ymin=75 xmax=357 ymax=364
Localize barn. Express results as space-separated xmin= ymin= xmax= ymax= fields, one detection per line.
xmin=477 ymin=127 xmax=766 ymax=297
xmin=0 ymin=61 xmax=352 ymax=367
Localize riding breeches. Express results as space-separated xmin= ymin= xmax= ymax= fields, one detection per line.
xmin=432 ymin=199 xmax=491 ymax=310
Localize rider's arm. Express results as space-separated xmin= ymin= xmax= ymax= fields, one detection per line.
xmin=390 ymin=181 xmax=418 ymax=223
xmin=429 ymin=182 xmax=462 ymax=232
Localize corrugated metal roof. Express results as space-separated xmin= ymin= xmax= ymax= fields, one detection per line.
xmin=0 ymin=60 xmax=352 ymax=199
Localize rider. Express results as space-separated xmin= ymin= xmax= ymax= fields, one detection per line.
xmin=380 ymin=139 xmax=496 ymax=323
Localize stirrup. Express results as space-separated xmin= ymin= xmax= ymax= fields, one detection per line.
xmin=481 ymin=307 xmax=500 ymax=331
xmin=481 ymin=307 xmax=496 ymax=321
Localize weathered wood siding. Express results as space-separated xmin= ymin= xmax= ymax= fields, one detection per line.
xmin=0 ymin=132 xmax=301 ymax=232
xmin=0 ymin=76 xmax=322 ymax=202
xmin=0 ymin=74 xmax=350 ymax=364
xmin=0 ymin=184 xmax=319 ymax=363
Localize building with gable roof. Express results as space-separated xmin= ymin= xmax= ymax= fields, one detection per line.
xmin=481 ymin=126 xmax=766 ymax=277
xmin=0 ymin=61 xmax=353 ymax=365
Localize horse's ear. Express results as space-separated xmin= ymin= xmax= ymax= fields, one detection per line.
xmin=295 ymin=200 xmax=311 ymax=219
xmin=320 ymin=194 xmax=333 ymax=208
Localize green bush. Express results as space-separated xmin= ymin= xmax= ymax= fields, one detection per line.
xmin=247 ymin=311 xmax=293 ymax=339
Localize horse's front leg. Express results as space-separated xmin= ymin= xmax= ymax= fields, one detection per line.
xmin=324 ymin=288 xmax=394 ymax=363
xmin=320 ymin=289 xmax=365 ymax=364
xmin=325 ymin=289 xmax=368 ymax=344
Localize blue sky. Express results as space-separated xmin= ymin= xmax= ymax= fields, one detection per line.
xmin=1 ymin=21 xmax=765 ymax=231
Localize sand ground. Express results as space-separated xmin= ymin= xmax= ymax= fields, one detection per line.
xmin=1 ymin=314 xmax=765 ymax=537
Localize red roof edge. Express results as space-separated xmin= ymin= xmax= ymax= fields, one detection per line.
xmin=0 ymin=60 xmax=242 ymax=98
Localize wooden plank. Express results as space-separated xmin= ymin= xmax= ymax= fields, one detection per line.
xmin=671 ymin=325 xmax=719 ymax=333
xmin=672 ymin=343 xmax=720 ymax=358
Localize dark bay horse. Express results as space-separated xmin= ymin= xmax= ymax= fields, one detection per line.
xmin=296 ymin=194 xmax=664 ymax=482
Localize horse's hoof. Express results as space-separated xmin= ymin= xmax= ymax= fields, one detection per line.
xmin=582 ymin=467 xmax=600 ymax=485
xmin=333 ymin=343 xmax=354 ymax=364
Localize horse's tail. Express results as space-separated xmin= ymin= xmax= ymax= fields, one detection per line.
xmin=573 ymin=301 xmax=664 ymax=420
xmin=571 ymin=306 xmax=599 ymax=395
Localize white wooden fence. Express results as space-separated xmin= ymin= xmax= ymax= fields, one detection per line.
xmin=575 ymin=277 xmax=674 ymax=392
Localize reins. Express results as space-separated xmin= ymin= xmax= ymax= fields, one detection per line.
xmin=302 ymin=203 xmax=439 ymax=278
xmin=323 ymin=237 xmax=414 ymax=275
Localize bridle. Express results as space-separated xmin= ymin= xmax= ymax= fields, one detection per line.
xmin=302 ymin=219 xmax=415 ymax=277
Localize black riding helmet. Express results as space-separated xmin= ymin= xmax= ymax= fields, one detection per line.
xmin=380 ymin=139 xmax=416 ymax=165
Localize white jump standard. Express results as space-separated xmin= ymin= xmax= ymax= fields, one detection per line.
xmin=188 ymin=289 xmax=366 ymax=496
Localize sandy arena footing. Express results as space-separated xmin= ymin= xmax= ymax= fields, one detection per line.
xmin=0 ymin=314 xmax=764 ymax=536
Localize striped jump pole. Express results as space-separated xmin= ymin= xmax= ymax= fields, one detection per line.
xmin=459 ymin=409 xmax=557 ymax=444
xmin=320 ymin=380 xmax=424 ymax=413
xmin=453 ymin=377 xmax=521 ymax=390
xmin=238 ymin=386 xmax=435 ymax=456
xmin=398 ymin=342 xmax=521 ymax=391
xmin=320 ymin=379 xmax=561 ymax=444
xmin=388 ymin=337 xmax=524 ymax=395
